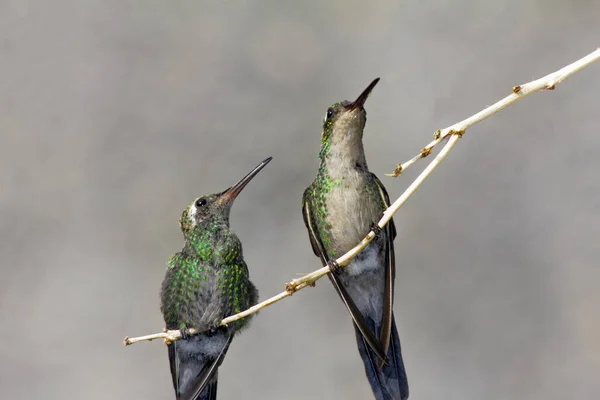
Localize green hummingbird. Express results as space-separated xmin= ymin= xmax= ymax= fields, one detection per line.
xmin=302 ymin=78 xmax=408 ymax=399
xmin=160 ymin=157 xmax=272 ymax=400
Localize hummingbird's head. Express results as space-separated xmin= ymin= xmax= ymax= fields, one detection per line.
xmin=321 ymin=78 xmax=380 ymax=147
xmin=179 ymin=157 xmax=273 ymax=233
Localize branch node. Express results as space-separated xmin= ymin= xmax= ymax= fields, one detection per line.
xmin=285 ymin=281 xmax=298 ymax=294
xmin=545 ymin=83 xmax=556 ymax=90
xmin=433 ymin=129 xmax=442 ymax=139
xmin=512 ymin=85 xmax=522 ymax=94
xmin=420 ymin=147 xmax=432 ymax=157
xmin=451 ymin=129 xmax=465 ymax=138
xmin=386 ymin=163 xmax=403 ymax=177
xmin=123 ymin=336 xmax=131 ymax=346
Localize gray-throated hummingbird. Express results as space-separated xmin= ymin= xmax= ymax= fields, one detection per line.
xmin=302 ymin=79 xmax=408 ymax=399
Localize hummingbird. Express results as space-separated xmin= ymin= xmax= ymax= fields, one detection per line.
xmin=302 ymin=78 xmax=409 ymax=399
xmin=160 ymin=157 xmax=272 ymax=400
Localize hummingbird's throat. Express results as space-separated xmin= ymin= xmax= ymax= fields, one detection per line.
xmin=327 ymin=126 xmax=366 ymax=166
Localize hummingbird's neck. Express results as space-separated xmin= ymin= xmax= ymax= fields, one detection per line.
xmin=183 ymin=221 xmax=231 ymax=259
xmin=319 ymin=135 xmax=368 ymax=177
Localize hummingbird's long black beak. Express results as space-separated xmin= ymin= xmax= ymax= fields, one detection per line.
xmin=217 ymin=157 xmax=273 ymax=206
xmin=348 ymin=77 xmax=380 ymax=111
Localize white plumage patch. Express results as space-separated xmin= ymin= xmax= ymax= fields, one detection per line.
xmin=343 ymin=243 xmax=384 ymax=325
xmin=188 ymin=203 xmax=197 ymax=228
xmin=345 ymin=243 xmax=380 ymax=276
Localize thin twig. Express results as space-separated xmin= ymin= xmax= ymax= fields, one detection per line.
xmin=124 ymin=47 xmax=600 ymax=347
xmin=387 ymin=47 xmax=600 ymax=177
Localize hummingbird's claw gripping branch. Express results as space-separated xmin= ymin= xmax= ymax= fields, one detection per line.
xmin=180 ymin=327 xmax=192 ymax=340
xmin=123 ymin=47 xmax=600 ymax=347
xmin=327 ymin=259 xmax=343 ymax=275
xmin=369 ymin=222 xmax=383 ymax=238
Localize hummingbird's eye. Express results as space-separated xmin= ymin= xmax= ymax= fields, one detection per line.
xmin=195 ymin=198 xmax=207 ymax=208
xmin=326 ymin=108 xmax=334 ymax=120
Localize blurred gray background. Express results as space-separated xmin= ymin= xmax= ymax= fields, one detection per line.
xmin=1 ymin=1 xmax=599 ymax=399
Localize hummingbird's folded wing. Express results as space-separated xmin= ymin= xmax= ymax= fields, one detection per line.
xmin=372 ymin=174 xmax=397 ymax=368
xmin=302 ymin=189 xmax=389 ymax=365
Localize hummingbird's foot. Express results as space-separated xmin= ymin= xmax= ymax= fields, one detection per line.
xmin=327 ymin=259 xmax=343 ymax=275
xmin=179 ymin=327 xmax=192 ymax=340
xmin=370 ymin=222 xmax=383 ymax=238
xmin=207 ymin=326 xmax=220 ymax=335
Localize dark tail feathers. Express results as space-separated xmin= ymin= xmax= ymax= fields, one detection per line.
xmin=194 ymin=373 xmax=218 ymax=400
xmin=169 ymin=331 xmax=232 ymax=400
xmin=355 ymin=314 xmax=409 ymax=400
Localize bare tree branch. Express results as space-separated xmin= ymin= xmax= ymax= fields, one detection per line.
xmin=124 ymin=47 xmax=600 ymax=347
xmin=387 ymin=48 xmax=600 ymax=177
